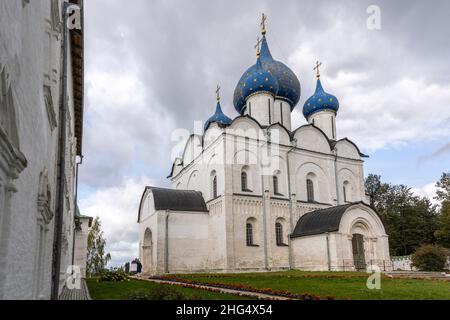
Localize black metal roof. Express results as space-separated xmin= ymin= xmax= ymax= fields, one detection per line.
xmin=149 ymin=187 xmax=208 ymax=212
xmin=291 ymin=202 xmax=370 ymax=238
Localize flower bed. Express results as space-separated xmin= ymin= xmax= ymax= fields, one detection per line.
xmin=150 ymin=276 xmax=335 ymax=300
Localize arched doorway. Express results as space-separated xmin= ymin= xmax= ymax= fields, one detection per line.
xmin=142 ymin=228 xmax=153 ymax=274
xmin=352 ymin=234 xmax=366 ymax=271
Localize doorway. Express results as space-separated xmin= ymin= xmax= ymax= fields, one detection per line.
xmin=352 ymin=234 xmax=366 ymax=271
xmin=142 ymin=228 xmax=152 ymax=274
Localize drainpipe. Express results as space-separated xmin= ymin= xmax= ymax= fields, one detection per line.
xmin=334 ymin=148 xmax=340 ymax=206
xmin=326 ymin=232 xmax=332 ymax=271
xmin=261 ymin=185 xmax=269 ymax=270
xmin=71 ymin=155 xmax=84 ymax=269
xmin=260 ymin=129 xmax=270 ymax=270
xmin=286 ymin=139 xmax=297 ymax=269
xmin=51 ymin=2 xmax=69 ymax=300
xmin=165 ymin=210 xmax=170 ymax=274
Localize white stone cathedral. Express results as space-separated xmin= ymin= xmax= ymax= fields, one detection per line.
xmin=138 ymin=18 xmax=391 ymax=274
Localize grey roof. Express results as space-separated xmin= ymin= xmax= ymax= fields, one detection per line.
xmin=75 ymin=205 xmax=93 ymax=227
xmin=291 ymin=202 xmax=370 ymax=238
xmin=149 ymin=187 xmax=208 ymax=212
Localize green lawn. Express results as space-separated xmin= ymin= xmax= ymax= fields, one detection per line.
xmin=86 ymin=278 xmax=249 ymax=300
xmin=170 ymin=270 xmax=450 ymax=300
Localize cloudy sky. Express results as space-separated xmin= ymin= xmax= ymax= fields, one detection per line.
xmin=78 ymin=0 xmax=450 ymax=267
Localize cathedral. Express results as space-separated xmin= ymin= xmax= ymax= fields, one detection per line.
xmin=138 ymin=17 xmax=391 ymax=274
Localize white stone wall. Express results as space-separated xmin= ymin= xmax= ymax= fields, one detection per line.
xmin=308 ymin=110 xmax=337 ymax=140
xmin=74 ymin=217 xmax=91 ymax=278
xmin=0 ymin=0 xmax=80 ymax=299
xmin=244 ymin=93 xmax=274 ymax=126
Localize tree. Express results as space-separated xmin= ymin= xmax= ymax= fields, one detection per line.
xmin=365 ymin=175 xmax=439 ymax=256
xmin=435 ymin=172 xmax=450 ymax=202
xmin=411 ymin=244 xmax=450 ymax=271
xmin=364 ymin=174 xmax=390 ymax=211
xmin=435 ymin=201 xmax=450 ymax=248
xmin=87 ymin=217 xmax=111 ymax=277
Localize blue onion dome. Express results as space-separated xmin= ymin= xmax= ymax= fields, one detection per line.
xmin=259 ymin=36 xmax=301 ymax=109
xmin=204 ymin=100 xmax=233 ymax=131
xmin=303 ymin=77 xmax=340 ymax=119
xmin=233 ymin=57 xmax=279 ymax=115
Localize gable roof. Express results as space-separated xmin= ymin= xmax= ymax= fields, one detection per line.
xmin=139 ymin=186 xmax=208 ymax=220
xmin=291 ymin=202 xmax=372 ymax=238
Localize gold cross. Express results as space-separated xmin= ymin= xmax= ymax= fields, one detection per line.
xmin=216 ymin=84 xmax=221 ymax=101
xmin=314 ymin=61 xmax=323 ymax=79
xmin=254 ymin=36 xmax=262 ymax=57
xmin=261 ymin=13 xmax=267 ymax=35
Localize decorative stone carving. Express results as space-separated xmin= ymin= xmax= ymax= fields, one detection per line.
xmin=37 ymin=168 xmax=54 ymax=225
xmin=0 ymin=64 xmax=27 ymax=181
xmin=43 ymin=85 xmax=57 ymax=131
xmin=50 ymin=0 xmax=62 ymax=33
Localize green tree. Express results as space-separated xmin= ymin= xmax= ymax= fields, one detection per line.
xmin=435 ymin=201 xmax=450 ymax=248
xmin=87 ymin=217 xmax=111 ymax=277
xmin=365 ymin=175 xmax=439 ymax=256
xmin=364 ymin=174 xmax=390 ymax=211
xmin=435 ymin=172 xmax=450 ymax=202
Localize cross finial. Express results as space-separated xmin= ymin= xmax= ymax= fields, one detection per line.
xmin=216 ymin=84 xmax=221 ymax=101
xmin=314 ymin=61 xmax=323 ymax=79
xmin=254 ymin=36 xmax=262 ymax=57
xmin=261 ymin=13 xmax=267 ymax=35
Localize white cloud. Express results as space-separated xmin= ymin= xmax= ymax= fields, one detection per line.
xmin=411 ymin=183 xmax=439 ymax=206
xmin=79 ymin=177 xmax=156 ymax=267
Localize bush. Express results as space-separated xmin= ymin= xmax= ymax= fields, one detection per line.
xmin=124 ymin=285 xmax=193 ymax=300
xmin=99 ymin=269 xmax=129 ymax=282
xmin=411 ymin=244 xmax=450 ymax=271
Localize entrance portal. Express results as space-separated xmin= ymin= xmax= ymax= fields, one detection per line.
xmin=352 ymin=234 xmax=366 ymax=271
xmin=142 ymin=228 xmax=152 ymax=274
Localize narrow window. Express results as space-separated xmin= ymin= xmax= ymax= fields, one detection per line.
xmin=241 ymin=172 xmax=248 ymax=191
xmin=331 ymin=116 xmax=335 ymax=139
xmin=343 ymin=185 xmax=347 ymax=203
xmin=273 ymin=175 xmax=279 ymax=195
xmin=307 ymin=179 xmax=315 ymax=203
xmin=280 ymin=103 xmax=284 ymax=125
xmin=276 ymin=222 xmax=284 ymax=246
xmin=246 ymin=223 xmax=254 ymax=246
xmin=248 ymin=102 xmax=252 ymax=116
xmin=213 ymin=176 xmax=218 ymax=199
xmin=268 ymin=99 xmax=271 ymax=124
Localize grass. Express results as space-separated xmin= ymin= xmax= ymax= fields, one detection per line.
xmin=86 ymin=278 xmax=250 ymax=300
xmin=170 ymin=270 xmax=450 ymax=300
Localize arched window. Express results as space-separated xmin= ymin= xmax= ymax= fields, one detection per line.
xmin=276 ymin=222 xmax=284 ymax=246
xmin=273 ymin=175 xmax=279 ymax=195
xmin=241 ymin=171 xmax=248 ymax=191
xmin=343 ymin=181 xmax=350 ymax=203
xmin=306 ymin=179 xmax=315 ymax=203
xmin=211 ymin=170 xmax=218 ymax=199
xmin=246 ymin=223 xmax=254 ymax=246
xmin=213 ymin=176 xmax=217 ymax=199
